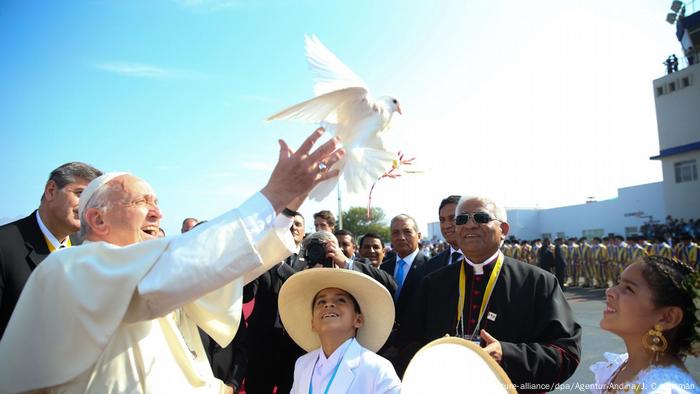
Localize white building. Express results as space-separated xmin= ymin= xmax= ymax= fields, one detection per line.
xmin=427 ymin=9 xmax=699 ymax=243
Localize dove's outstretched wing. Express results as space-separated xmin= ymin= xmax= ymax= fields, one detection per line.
xmin=305 ymin=35 xmax=368 ymax=96
xmin=265 ymin=87 xmax=367 ymax=123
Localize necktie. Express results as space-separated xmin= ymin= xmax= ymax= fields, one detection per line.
xmin=394 ymin=259 xmax=407 ymax=301
xmin=450 ymin=252 xmax=462 ymax=265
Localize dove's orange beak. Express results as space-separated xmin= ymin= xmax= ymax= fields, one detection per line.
xmin=396 ymin=105 xmax=402 ymax=115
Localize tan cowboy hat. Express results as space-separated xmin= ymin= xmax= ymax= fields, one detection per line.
xmin=402 ymin=336 xmax=517 ymax=394
xmin=278 ymin=268 xmax=394 ymax=353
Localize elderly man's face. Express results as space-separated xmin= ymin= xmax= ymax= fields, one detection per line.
xmin=456 ymin=199 xmax=509 ymax=263
xmin=390 ymin=218 xmax=421 ymax=258
xmin=291 ymin=215 xmax=305 ymax=246
xmin=359 ymin=237 xmax=385 ymax=267
xmin=101 ymin=176 xmax=163 ymax=246
xmin=44 ymin=177 xmax=91 ymax=234
xmin=439 ymin=203 xmax=458 ymax=248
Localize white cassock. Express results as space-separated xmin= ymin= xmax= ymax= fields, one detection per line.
xmin=0 ymin=192 xmax=296 ymax=394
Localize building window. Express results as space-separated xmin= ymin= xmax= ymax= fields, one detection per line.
xmin=675 ymin=159 xmax=698 ymax=183
xmin=681 ymin=76 xmax=691 ymax=88
xmin=669 ymin=81 xmax=676 ymax=92
xmin=582 ymin=229 xmax=604 ymax=239
xmin=656 ymin=86 xmax=664 ymax=96
xmin=625 ymin=227 xmax=638 ymax=237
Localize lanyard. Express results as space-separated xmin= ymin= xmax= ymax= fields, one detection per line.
xmin=456 ymin=253 xmax=504 ymax=339
xmin=309 ymin=339 xmax=352 ymax=394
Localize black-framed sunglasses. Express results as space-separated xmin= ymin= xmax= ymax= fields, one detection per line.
xmin=455 ymin=212 xmax=497 ymax=225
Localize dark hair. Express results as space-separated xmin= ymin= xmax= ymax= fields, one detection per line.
xmin=311 ymin=288 xmax=362 ymax=314
xmin=438 ymin=195 xmax=461 ymax=213
xmin=182 ymin=217 xmax=198 ymax=226
xmin=42 ymin=162 xmax=102 ymax=201
xmin=313 ymin=210 xmax=336 ymax=227
xmin=334 ymin=229 xmax=355 ymax=242
xmin=641 ymin=255 xmax=695 ymax=355
xmin=359 ymin=232 xmax=384 ymax=249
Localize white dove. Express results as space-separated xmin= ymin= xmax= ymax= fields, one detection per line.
xmin=267 ymin=35 xmax=402 ymax=201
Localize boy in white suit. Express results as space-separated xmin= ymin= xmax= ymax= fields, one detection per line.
xmin=279 ymin=268 xmax=401 ymax=394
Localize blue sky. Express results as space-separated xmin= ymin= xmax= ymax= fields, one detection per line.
xmin=0 ymin=0 xmax=683 ymax=235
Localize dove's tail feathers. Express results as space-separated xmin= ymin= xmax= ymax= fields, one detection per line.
xmin=343 ymin=148 xmax=396 ymax=195
xmin=266 ymin=87 xmax=368 ymax=123
xmin=304 ymin=35 xmax=368 ymax=97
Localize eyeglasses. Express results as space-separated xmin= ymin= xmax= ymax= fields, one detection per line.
xmin=121 ymin=195 xmax=159 ymax=210
xmin=455 ymin=212 xmax=498 ymax=225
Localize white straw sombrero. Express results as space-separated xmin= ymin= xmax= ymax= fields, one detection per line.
xmin=278 ymin=268 xmax=394 ymax=353
xmin=402 ymin=336 xmax=517 ymax=394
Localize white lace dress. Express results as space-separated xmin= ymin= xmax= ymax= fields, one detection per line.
xmin=590 ymin=353 xmax=700 ymax=394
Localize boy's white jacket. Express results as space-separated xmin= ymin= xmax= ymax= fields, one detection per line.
xmin=291 ymin=339 xmax=401 ymax=394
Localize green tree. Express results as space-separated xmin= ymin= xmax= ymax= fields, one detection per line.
xmin=340 ymin=206 xmax=390 ymax=241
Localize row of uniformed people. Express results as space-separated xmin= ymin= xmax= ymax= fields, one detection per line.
xmin=501 ymin=234 xmax=698 ymax=288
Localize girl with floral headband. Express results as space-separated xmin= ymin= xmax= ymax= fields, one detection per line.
xmin=590 ymin=255 xmax=700 ymax=393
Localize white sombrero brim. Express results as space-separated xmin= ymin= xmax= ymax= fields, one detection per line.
xmin=278 ymin=268 xmax=394 ymax=353
xmin=402 ymin=336 xmax=516 ymax=394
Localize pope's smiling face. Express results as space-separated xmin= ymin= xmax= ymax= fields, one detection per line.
xmin=101 ymin=175 xmax=163 ymax=247
xmin=311 ymin=288 xmax=363 ymax=338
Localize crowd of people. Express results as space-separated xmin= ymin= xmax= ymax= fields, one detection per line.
xmin=0 ymin=131 xmax=698 ymax=393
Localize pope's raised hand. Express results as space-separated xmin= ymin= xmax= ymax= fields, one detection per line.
xmin=261 ymin=127 xmax=345 ymax=213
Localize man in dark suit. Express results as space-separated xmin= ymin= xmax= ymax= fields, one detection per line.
xmin=426 ymin=195 xmax=463 ymax=275
xmin=243 ymin=261 xmax=302 ymax=394
xmin=0 ymin=162 xmax=102 ymax=339
xmin=285 ymin=210 xmax=306 ymax=272
xmin=407 ymin=196 xmax=581 ymax=393
xmin=379 ymin=213 xmax=429 ymax=376
xmin=538 ymin=237 xmax=555 ymax=272
xmin=239 ymin=209 xmax=307 ymax=393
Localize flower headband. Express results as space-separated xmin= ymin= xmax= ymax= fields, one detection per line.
xmin=646 ymin=255 xmax=699 ymax=357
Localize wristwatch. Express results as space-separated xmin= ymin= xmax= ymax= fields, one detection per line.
xmin=282 ymin=208 xmax=298 ymax=218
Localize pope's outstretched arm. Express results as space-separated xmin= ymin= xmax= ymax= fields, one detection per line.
xmin=0 ymin=128 xmax=345 ymax=394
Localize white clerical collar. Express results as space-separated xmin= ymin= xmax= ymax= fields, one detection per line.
xmin=35 ymin=211 xmax=68 ymax=249
xmin=463 ymin=250 xmax=501 ymax=275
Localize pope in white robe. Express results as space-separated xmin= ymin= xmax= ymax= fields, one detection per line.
xmin=0 ymin=128 xmax=345 ymax=394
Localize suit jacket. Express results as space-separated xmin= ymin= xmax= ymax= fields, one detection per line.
xmin=407 ymin=256 xmax=581 ymax=393
xmin=286 ymin=252 xmax=306 ymax=272
xmin=378 ymin=252 xmax=430 ymax=377
xmin=538 ymin=246 xmax=555 ymax=271
xmin=379 ymin=252 xmax=430 ymax=332
xmin=243 ymin=262 xmax=304 ymax=393
xmin=199 ymin=310 xmax=248 ymax=391
xmin=425 ymin=248 xmax=462 ymax=276
xmin=290 ymin=338 xmax=401 ymax=394
xmin=350 ymin=258 xmax=397 ymax=297
xmin=0 ymin=211 xmax=50 ymax=339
